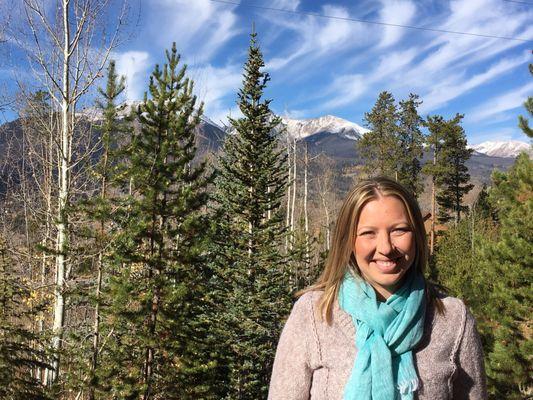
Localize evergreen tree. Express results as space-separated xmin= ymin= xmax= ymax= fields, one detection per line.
xmin=98 ymin=44 xmax=213 ymax=399
xmin=0 ymin=237 xmax=50 ymax=399
xmin=210 ymin=31 xmax=291 ymax=398
xmin=518 ymin=64 xmax=533 ymax=138
xmin=435 ymin=114 xmax=473 ymax=224
xmin=481 ymin=153 xmax=532 ymax=398
xmin=397 ymin=93 xmax=425 ymax=196
xmin=357 ymin=91 xmax=400 ymax=178
xmin=73 ymin=60 xmax=126 ymax=399
xmin=473 ymin=184 xmax=494 ymax=221
xmin=422 ymin=115 xmax=447 ymax=254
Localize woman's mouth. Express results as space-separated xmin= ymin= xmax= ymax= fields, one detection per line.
xmin=373 ymin=258 xmax=401 ymax=272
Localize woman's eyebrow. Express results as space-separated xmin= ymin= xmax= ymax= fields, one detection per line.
xmin=356 ymin=225 xmax=377 ymax=231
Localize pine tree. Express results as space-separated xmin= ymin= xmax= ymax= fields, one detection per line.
xmin=518 ymin=63 xmax=533 ymax=138
xmin=98 ymin=44 xmax=212 ymax=399
xmin=74 ymin=60 xmax=126 ymax=399
xmin=0 ymin=237 xmax=50 ymax=399
xmin=481 ymin=153 xmax=532 ymax=398
xmin=422 ymin=115 xmax=447 ymax=254
xmin=435 ymin=114 xmax=473 ymax=224
xmin=210 ymin=31 xmax=292 ymax=398
xmin=357 ymin=91 xmax=400 ymax=178
xmin=397 ymin=93 xmax=425 ymax=196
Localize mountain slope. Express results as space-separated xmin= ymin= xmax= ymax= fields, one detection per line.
xmin=470 ymin=140 xmax=531 ymax=158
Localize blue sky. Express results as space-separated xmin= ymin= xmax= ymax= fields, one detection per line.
xmin=2 ymin=0 xmax=532 ymax=145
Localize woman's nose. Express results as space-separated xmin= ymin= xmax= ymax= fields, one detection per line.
xmin=376 ymin=232 xmax=394 ymax=255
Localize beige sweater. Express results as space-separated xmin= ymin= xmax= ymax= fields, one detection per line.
xmin=269 ymin=291 xmax=487 ymax=400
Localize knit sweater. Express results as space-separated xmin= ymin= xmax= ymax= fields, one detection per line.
xmin=268 ymin=290 xmax=487 ymax=400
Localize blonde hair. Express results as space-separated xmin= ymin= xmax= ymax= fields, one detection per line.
xmin=299 ymin=176 xmax=443 ymax=323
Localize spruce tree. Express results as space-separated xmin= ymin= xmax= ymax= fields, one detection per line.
xmin=435 ymin=114 xmax=473 ymax=224
xmin=481 ymin=153 xmax=532 ymax=398
xmin=397 ymin=93 xmax=425 ymax=196
xmin=210 ymin=31 xmax=291 ymax=398
xmin=0 ymin=237 xmax=50 ymax=399
xmin=74 ymin=60 xmax=126 ymax=399
xmin=98 ymin=44 xmax=213 ymax=399
xmin=357 ymin=91 xmax=399 ymax=178
xmin=518 ymin=63 xmax=533 ymax=138
xmin=422 ymin=115 xmax=447 ymax=254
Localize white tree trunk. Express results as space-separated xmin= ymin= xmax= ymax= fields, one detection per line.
xmin=47 ymin=0 xmax=71 ymax=384
xmin=303 ymin=143 xmax=309 ymax=263
xmin=285 ymin=131 xmax=292 ymax=251
xmin=290 ymin=137 xmax=297 ymax=250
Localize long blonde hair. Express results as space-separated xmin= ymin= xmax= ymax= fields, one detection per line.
xmin=300 ymin=176 xmax=443 ymax=323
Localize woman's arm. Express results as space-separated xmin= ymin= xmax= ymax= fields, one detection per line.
xmin=268 ymin=295 xmax=314 ymax=400
xmin=452 ymin=308 xmax=488 ymax=400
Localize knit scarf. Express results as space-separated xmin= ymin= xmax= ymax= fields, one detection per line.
xmin=338 ymin=270 xmax=426 ymax=400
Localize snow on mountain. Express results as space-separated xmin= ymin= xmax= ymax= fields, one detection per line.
xmin=280 ymin=115 xmax=369 ymax=141
xmin=78 ymin=100 xmax=144 ymax=121
xmin=469 ymin=140 xmax=531 ymax=158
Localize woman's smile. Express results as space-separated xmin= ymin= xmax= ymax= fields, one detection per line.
xmin=354 ymin=195 xmax=416 ymax=300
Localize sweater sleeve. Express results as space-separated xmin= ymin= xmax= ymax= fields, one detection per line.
xmin=452 ymin=307 xmax=488 ymax=400
xmin=268 ymin=294 xmax=314 ymax=400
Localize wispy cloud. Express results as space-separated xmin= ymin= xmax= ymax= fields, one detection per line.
xmin=321 ymin=74 xmax=368 ymax=109
xmin=147 ymin=0 xmax=240 ymax=63
xmin=266 ymin=5 xmax=370 ymax=71
xmin=378 ymin=0 xmax=416 ymax=48
xmin=469 ymin=127 xmax=516 ymax=145
xmin=468 ymin=81 xmax=533 ymax=123
xmin=190 ymin=63 xmax=242 ymax=125
xmin=420 ymin=53 xmax=530 ymax=112
xmin=115 ymin=51 xmax=151 ymax=102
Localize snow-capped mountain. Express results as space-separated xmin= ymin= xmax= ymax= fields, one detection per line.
xmin=470 ymin=141 xmax=531 ymax=158
xmin=280 ymin=115 xmax=369 ymax=141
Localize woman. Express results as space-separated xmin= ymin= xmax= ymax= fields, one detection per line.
xmin=268 ymin=177 xmax=486 ymax=400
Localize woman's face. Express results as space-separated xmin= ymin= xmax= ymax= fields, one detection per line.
xmin=353 ymin=195 xmax=416 ymax=300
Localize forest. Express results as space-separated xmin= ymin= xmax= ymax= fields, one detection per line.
xmin=0 ymin=1 xmax=531 ymax=399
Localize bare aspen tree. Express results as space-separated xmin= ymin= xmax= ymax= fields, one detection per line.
xmin=303 ymin=143 xmax=310 ymax=262
xmin=314 ymin=154 xmax=337 ymax=252
xmin=20 ymin=0 xmax=127 ymax=385
xmin=285 ymin=128 xmax=292 ymax=251
xmin=290 ymin=136 xmax=297 ymax=249
xmin=17 ymin=91 xmax=59 ymax=383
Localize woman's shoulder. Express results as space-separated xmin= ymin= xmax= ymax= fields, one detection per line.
xmin=427 ymin=291 xmax=476 ymax=340
xmin=292 ymin=290 xmax=324 ymax=315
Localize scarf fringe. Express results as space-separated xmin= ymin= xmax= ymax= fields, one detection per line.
xmin=398 ymin=378 xmax=419 ymax=395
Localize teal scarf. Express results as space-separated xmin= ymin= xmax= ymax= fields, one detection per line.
xmin=338 ymin=270 xmax=426 ymax=400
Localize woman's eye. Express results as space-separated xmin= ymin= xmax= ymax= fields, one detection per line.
xmin=393 ymin=228 xmax=410 ymax=234
xmin=359 ymin=231 xmax=374 ymax=236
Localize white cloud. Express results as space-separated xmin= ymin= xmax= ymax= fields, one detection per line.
xmin=315 ymin=48 xmax=417 ymax=110
xmin=147 ymin=0 xmax=240 ymax=63
xmin=266 ymin=5 xmax=370 ymax=71
xmin=114 ymin=51 xmax=151 ymax=102
xmin=468 ymin=82 xmax=533 ymax=123
xmin=469 ymin=127 xmax=518 ymax=144
xmin=189 ymin=63 xmax=242 ymax=125
xmin=321 ymin=74 xmax=368 ymax=109
xmin=378 ymin=0 xmax=416 ymax=48
xmin=269 ymin=0 xmax=300 ymax=11
xmin=420 ymin=53 xmax=530 ymax=112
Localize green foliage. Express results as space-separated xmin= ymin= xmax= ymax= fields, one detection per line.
xmin=397 ymin=93 xmax=425 ymax=196
xmin=481 ymin=153 xmax=532 ymax=398
xmin=518 ymin=64 xmax=533 ymax=138
xmin=210 ymin=31 xmax=292 ymax=399
xmin=423 ymin=114 xmax=473 ymax=223
xmin=0 ymin=238 xmax=50 ymax=400
xmin=358 ymin=92 xmax=425 ymax=197
xmin=97 ymin=44 xmax=213 ymax=399
xmin=358 ymin=91 xmax=400 ymax=178
xmin=434 ymin=154 xmax=532 ymax=398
